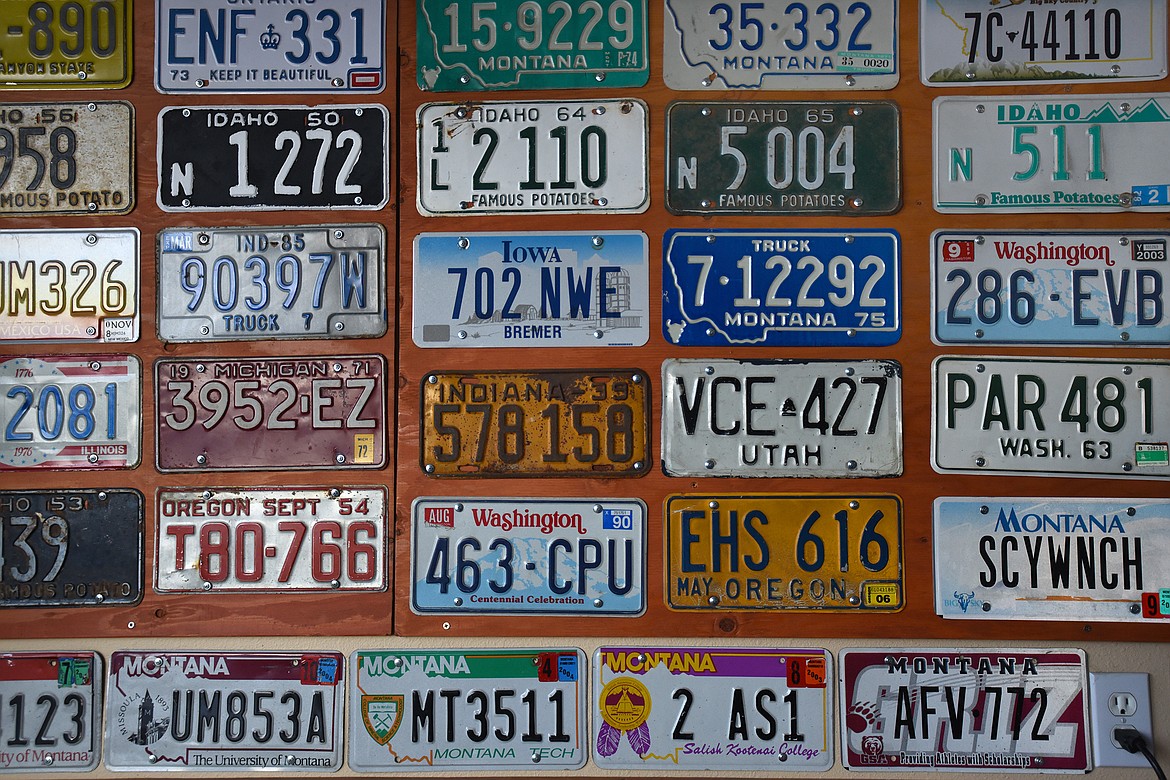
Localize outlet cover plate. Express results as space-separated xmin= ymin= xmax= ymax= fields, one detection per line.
xmin=1090 ymin=672 xmax=1153 ymax=768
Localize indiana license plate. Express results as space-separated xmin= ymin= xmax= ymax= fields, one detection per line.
xmin=0 ymin=0 xmax=130 ymax=88
xmin=840 ymin=648 xmax=1090 ymax=772
xmin=157 ymin=225 xmax=386 ymax=342
xmin=0 ymin=652 xmax=102 ymax=773
xmin=154 ymin=355 xmax=385 ymax=471
xmin=933 ymin=230 xmax=1168 ymax=346
xmin=417 ymin=99 xmax=648 ymax=215
xmin=661 ymin=358 xmax=902 ymax=477
xmin=663 ymin=229 xmax=900 ymax=347
xmin=933 ymin=356 xmax=1170 ymax=479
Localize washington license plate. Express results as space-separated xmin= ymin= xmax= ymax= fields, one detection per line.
xmin=0 ymin=652 xmax=102 ymax=773
xmin=0 ymin=0 xmax=131 ymax=88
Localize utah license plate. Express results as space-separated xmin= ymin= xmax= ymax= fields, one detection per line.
xmin=933 ymin=356 xmax=1170 ymax=479
xmin=155 ymin=355 xmax=385 ymax=471
xmin=0 ymin=0 xmax=130 ymax=88
xmin=155 ymin=487 xmax=386 ymax=593
xmin=417 ymin=99 xmax=648 ymax=215
xmin=0 ymin=652 xmax=101 ymax=772
xmin=663 ymin=228 xmax=900 ymax=347
xmin=661 ymin=358 xmax=902 ymax=477
xmin=413 ymin=231 xmax=648 ymax=348
xmin=157 ymin=225 xmax=386 ymax=342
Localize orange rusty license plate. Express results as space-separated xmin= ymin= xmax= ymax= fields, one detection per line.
xmin=421 ymin=369 xmax=650 ymax=477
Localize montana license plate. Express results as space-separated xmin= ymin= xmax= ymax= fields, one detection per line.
xmin=0 ymin=652 xmax=102 ymax=773
xmin=0 ymin=0 xmax=131 ymax=88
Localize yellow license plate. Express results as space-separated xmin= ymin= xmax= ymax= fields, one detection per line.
xmin=0 ymin=0 xmax=131 ymax=89
xmin=666 ymin=494 xmax=903 ymax=611
xmin=421 ymin=369 xmax=651 ymax=477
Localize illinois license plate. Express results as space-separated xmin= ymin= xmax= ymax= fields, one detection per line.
xmin=0 ymin=0 xmax=131 ymax=88
xmin=840 ymin=648 xmax=1090 ymax=772
xmin=413 ymin=231 xmax=649 ymax=348
xmin=155 ymin=487 xmax=386 ymax=593
xmin=157 ymin=225 xmax=386 ymax=342
xmin=663 ymin=229 xmax=900 ymax=347
xmin=933 ymin=356 xmax=1170 ymax=479
xmin=155 ymin=0 xmax=384 ymax=93
xmin=349 ymin=648 xmax=586 ymax=771
xmin=0 ymin=354 xmax=140 ymax=470
xmin=157 ymin=104 xmax=388 ymax=211
xmin=417 ymin=99 xmax=648 ymax=215
xmin=933 ymin=230 xmax=1168 ymax=346
xmin=661 ymin=358 xmax=902 ymax=478
xmin=421 ymin=369 xmax=650 ymax=477
xmin=417 ymin=0 xmax=648 ymax=91
xmin=105 ymin=651 xmax=343 ymax=772
xmin=0 ymin=652 xmax=102 ymax=773
xmin=154 ymin=355 xmax=386 ymax=472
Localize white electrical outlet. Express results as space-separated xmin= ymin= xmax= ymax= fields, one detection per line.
xmin=1089 ymin=672 xmax=1154 ymax=768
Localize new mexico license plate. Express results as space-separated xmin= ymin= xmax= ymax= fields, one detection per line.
xmin=0 ymin=652 xmax=102 ymax=773
xmin=0 ymin=0 xmax=131 ymax=88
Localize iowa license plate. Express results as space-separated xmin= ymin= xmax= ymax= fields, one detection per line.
xmin=0 ymin=0 xmax=131 ymax=88
xmin=0 ymin=652 xmax=102 ymax=773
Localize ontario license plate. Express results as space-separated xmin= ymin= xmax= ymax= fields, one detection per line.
xmin=0 ymin=354 xmax=140 ymax=470
xmin=413 ymin=231 xmax=649 ymax=348
xmin=349 ymin=648 xmax=587 ymax=772
xmin=0 ymin=0 xmax=130 ymax=88
xmin=663 ymin=229 xmax=900 ymax=347
xmin=417 ymin=0 xmax=648 ymax=91
xmin=661 ymin=358 xmax=902 ymax=478
xmin=933 ymin=356 xmax=1170 ymax=479
xmin=417 ymin=99 xmax=648 ymax=215
xmin=155 ymin=0 xmax=384 ymax=93
xmin=157 ymin=225 xmax=386 ymax=342
xmin=156 ymin=487 xmax=386 ymax=593
xmin=105 ymin=651 xmax=343 ymax=772
xmin=0 ymin=652 xmax=101 ymax=773
xmin=154 ymin=355 xmax=385 ymax=472
xmin=840 ymin=648 xmax=1090 ymax=772
xmin=157 ymin=104 xmax=388 ymax=211
xmin=933 ymin=230 xmax=1168 ymax=346
xmin=593 ymin=647 xmax=832 ymax=771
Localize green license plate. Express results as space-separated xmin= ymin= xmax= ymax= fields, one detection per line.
xmin=0 ymin=0 xmax=131 ymax=88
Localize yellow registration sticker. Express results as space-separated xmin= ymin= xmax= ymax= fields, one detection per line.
xmin=0 ymin=0 xmax=131 ymax=89
xmin=352 ymin=434 xmax=375 ymax=464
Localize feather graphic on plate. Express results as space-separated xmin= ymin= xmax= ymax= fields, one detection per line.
xmin=596 ymin=721 xmax=621 ymax=756
xmin=626 ymin=722 xmax=651 ymax=755
xmin=597 ymin=676 xmax=653 ymax=757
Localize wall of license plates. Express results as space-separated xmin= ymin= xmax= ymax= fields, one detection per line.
xmin=1 ymin=0 xmax=1169 ymax=776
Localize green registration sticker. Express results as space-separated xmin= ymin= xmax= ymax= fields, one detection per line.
xmin=1137 ymin=443 xmax=1169 ymax=467
xmin=0 ymin=0 xmax=131 ymax=89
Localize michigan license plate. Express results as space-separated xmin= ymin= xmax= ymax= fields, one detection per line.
xmin=0 ymin=652 xmax=102 ymax=773
xmin=0 ymin=0 xmax=130 ymax=88
xmin=155 ymin=355 xmax=385 ymax=472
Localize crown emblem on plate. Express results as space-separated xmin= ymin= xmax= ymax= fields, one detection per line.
xmin=259 ymin=24 xmax=281 ymax=50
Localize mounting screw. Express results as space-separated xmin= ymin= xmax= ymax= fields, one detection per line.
xmin=335 ymin=454 xmax=346 ymax=464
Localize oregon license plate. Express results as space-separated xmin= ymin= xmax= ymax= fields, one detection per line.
xmin=0 ymin=0 xmax=130 ymax=88
xmin=933 ymin=230 xmax=1168 ymax=346
xmin=421 ymin=369 xmax=650 ymax=477
xmin=154 ymin=355 xmax=385 ymax=472
xmin=663 ymin=229 xmax=900 ymax=347
xmin=350 ymin=649 xmax=586 ymax=771
xmin=413 ymin=231 xmax=649 ymax=348
xmin=0 ymin=652 xmax=102 ymax=773
xmin=933 ymin=356 xmax=1170 ymax=479
xmin=661 ymin=358 xmax=902 ymax=477
xmin=417 ymin=99 xmax=648 ymax=215
xmin=157 ymin=225 xmax=386 ymax=342
xmin=840 ymin=648 xmax=1090 ymax=772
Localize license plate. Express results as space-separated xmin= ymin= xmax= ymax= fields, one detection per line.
xmin=933 ymin=230 xmax=1169 ymax=346
xmin=663 ymin=229 xmax=900 ymax=347
xmin=593 ymin=647 xmax=833 ymax=771
xmin=417 ymin=99 xmax=648 ymax=215
xmin=661 ymin=358 xmax=902 ymax=478
xmin=417 ymin=0 xmax=648 ymax=91
xmin=921 ymin=0 xmax=1167 ymax=86
xmin=0 ymin=652 xmax=101 ymax=772
xmin=0 ymin=354 xmax=140 ymax=470
xmin=934 ymin=93 xmax=1170 ymax=212
xmin=663 ymin=0 xmax=897 ymax=90
xmin=933 ymin=356 xmax=1170 ymax=479
xmin=413 ymin=231 xmax=649 ymax=348
xmin=157 ymin=225 xmax=386 ymax=342
xmin=155 ymin=0 xmax=384 ymax=93
xmin=157 ymin=104 xmax=388 ymax=211
xmin=154 ymin=355 xmax=385 ymax=472
xmin=0 ymin=0 xmax=130 ymax=88
xmin=0 ymin=228 xmax=138 ymax=343
xmin=349 ymin=648 xmax=587 ymax=772
xmin=421 ymin=369 xmax=650 ymax=477
xmin=105 ymin=651 xmax=343 ymax=772
xmin=0 ymin=102 xmax=133 ymax=216
xmin=840 ymin=648 xmax=1090 ymax=772
xmin=155 ymin=487 xmax=386 ymax=593
xmin=666 ymin=100 xmax=900 ymax=215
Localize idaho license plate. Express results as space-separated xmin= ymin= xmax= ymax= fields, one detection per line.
xmin=157 ymin=225 xmax=386 ymax=342
xmin=840 ymin=648 xmax=1090 ymax=772
xmin=349 ymin=648 xmax=587 ymax=772
xmin=0 ymin=0 xmax=131 ymax=88
xmin=0 ymin=652 xmax=102 ymax=773
xmin=933 ymin=356 xmax=1170 ymax=479
xmin=154 ymin=355 xmax=386 ymax=472
xmin=663 ymin=229 xmax=900 ymax=347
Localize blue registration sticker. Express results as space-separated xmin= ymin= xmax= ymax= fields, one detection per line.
xmin=557 ymin=653 xmax=579 ymax=682
xmin=1133 ymin=185 xmax=1170 ymax=207
xmin=1161 ymin=589 xmax=1170 ymax=615
xmin=602 ymin=508 xmax=635 ymax=530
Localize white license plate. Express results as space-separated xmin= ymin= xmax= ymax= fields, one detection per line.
xmin=0 ymin=652 xmax=101 ymax=773
xmin=155 ymin=487 xmax=386 ymax=593
xmin=933 ymin=356 xmax=1170 ymax=479
xmin=417 ymin=99 xmax=648 ymax=215
xmin=661 ymin=358 xmax=902 ymax=477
